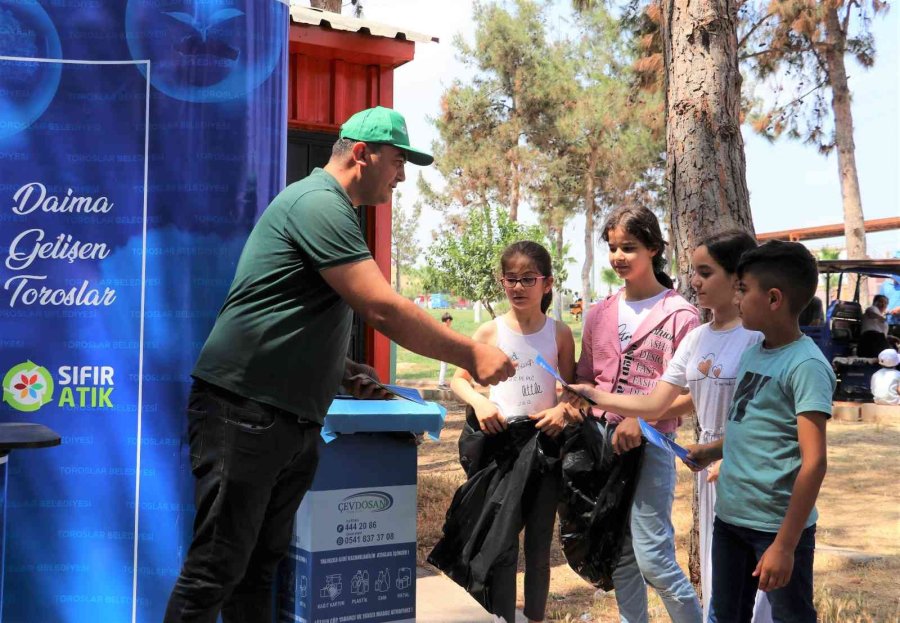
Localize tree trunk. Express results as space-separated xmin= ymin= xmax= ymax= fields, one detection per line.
xmin=553 ymin=226 xmax=564 ymax=321
xmin=508 ymin=156 xmax=520 ymax=222
xmin=581 ymin=147 xmax=599 ymax=323
xmin=824 ymin=6 xmax=868 ymax=301
xmin=309 ymin=0 xmax=343 ymax=12
xmin=661 ymin=0 xmax=754 ymax=300
xmin=660 ymin=0 xmax=754 ymax=592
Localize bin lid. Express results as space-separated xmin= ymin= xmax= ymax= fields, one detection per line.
xmin=322 ymin=397 xmax=445 ymax=443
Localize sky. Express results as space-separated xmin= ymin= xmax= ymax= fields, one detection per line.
xmin=304 ymin=0 xmax=899 ymax=291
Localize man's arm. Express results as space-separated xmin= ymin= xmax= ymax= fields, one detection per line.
xmin=321 ymin=259 xmax=515 ymax=385
xmin=753 ymin=411 xmax=828 ymax=592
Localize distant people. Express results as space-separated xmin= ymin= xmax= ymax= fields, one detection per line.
xmin=798 ymin=295 xmax=824 ymax=327
xmin=871 ymin=348 xmax=900 ymax=406
xmin=881 ymin=277 xmax=900 ymax=336
xmin=437 ymin=312 xmax=454 ymax=389
xmin=859 ymin=295 xmax=898 ymax=357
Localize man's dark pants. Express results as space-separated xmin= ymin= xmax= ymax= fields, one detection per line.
xmin=711 ymin=517 xmax=817 ymax=623
xmin=164 ymin=380 xmax=320 ymax=623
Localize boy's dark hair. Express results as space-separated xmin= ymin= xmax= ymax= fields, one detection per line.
xmin=873 ymin=294 xmax=888 ymax=307
xmin=601 ymin=206 xmax=672 ymax=288
xmin=500 ymin=240 xmax=553 ymax=313
xmin=700 ymin=229 xmax=758 ymax=275
xmin=736 ymin=240 xmax=819 ymax=314
xmin=441 ymin=313 xmax=453 ymax=323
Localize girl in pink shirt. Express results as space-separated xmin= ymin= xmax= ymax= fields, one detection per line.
xmin=574 ymin=206 xmax=702 ymax=623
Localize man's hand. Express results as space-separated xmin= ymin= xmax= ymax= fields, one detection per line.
xmin=753 ymin=541 xmax=795 ymax=592
xmin=611 ymin=417 xmax=642 ymax=454
xmin=530 ymin=404 xmax=568 ymax=437
xmin=474 ymin=398 xmax=507 ymax=435
xmin=343 ymin=361 xmax=391 ymax=400
xmin=469 ymin=343 xmax=516 ymax=386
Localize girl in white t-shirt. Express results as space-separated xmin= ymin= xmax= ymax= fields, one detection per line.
xmin=451 ymin=240 xmax=576 ymax=623
xmin=567 ymin=230 xmax=773 ymax=622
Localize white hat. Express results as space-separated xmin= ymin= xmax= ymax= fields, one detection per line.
xmin=878 ymin=348 xmax=900 ymax=367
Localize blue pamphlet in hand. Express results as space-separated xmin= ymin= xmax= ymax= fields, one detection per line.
xmin=638 ymin=418 xmax=699 ymax=468
xmin=364 ymin=377 xmax=427 ymax=405
xmin=534 ymin=354 xmax=598 ymax=406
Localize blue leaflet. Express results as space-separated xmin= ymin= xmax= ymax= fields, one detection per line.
xmin=638 ymin=418 xmax=699 ymax=468
xmin=535 ymin=354 xmax=598 ymax=406
xmin=364 ymin=377 xmax=427 ymax=405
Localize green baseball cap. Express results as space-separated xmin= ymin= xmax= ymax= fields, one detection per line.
xmin=339 ymin=106 xmax=434 ymax=166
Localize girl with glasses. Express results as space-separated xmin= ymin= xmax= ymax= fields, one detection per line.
xmin=450 ymin=240 xmax=576 ymax=623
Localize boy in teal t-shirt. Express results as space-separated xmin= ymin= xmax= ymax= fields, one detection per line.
xmin=688 ymin=241 xmax=834 ymax=623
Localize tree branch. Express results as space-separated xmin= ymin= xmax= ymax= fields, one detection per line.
xmin=738 ymin=12 xmax=775 ymax=52
xmin=740 ymin=45 xmax=817 ymax=60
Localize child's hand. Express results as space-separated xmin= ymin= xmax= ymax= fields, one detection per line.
xmin=561 ymin=384 xmax=593 ymax=409
xmin=706 ymin=460 xmax=721 ymax=483
xmin=684 ymin=444 xmax=716 ymax=472
xmin=560 ymin=402 xmax=585 ymax=424
xmin=529 ymin=404 xmax=567 ymax=438
xmin=612 ymin=417 xmax=643 ymax=454
xmin=474 ymin=399 xmax=507 ymax=435
xmin=753 ymin=541 xmax=795 ymax=592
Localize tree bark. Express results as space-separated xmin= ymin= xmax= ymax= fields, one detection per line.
xmin=581 ymin=146 xmax=599 ymax=322
xmin=553 ymin=226 xmax=565 ymax=321
xmin=824 ymin=5 xmax=868 ymax=301
xmin=509 ymin=157 xmax=520 ymax=222
xmin=660 ymin=0 xmax=754 ymax=592
xmin=309 ymin=0 xmax=343 ymax=12
xmin=662 ymin=0 xmax=754 ymax=300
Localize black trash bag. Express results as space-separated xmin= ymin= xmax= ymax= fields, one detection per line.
xmin=427 ymin=407 xmax=561 ymax=611
xmin=556 ymin=419 xmax=644 ymax=591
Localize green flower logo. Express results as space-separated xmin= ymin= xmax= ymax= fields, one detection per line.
xmin=2 ymin=361 xmax=54 ymax=413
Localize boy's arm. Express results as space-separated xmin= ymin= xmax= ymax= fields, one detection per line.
xmin=685 ymin=437 xmax=724 ymax=471
xmin=754 ymin=411 xmax=828 ymax=591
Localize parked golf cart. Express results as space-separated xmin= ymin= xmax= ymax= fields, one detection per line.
xmin=802 ymin=259 xmax=900 ymax=401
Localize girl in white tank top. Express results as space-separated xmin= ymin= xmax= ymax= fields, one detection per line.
xmin=450 ymin=241 xmax=576 ymax=623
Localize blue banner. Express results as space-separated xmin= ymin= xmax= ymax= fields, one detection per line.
xmin=0 ymin=1 xmax=288 ymax=620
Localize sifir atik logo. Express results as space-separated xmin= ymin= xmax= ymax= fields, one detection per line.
xmin=2 ymin=361 xmax=114 ymax=412
xmin=2 ymin=361 xmax=54 ymax=412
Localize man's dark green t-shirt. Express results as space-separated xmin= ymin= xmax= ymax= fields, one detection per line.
xmin=193 ymin=168 xmax=371 ymax=423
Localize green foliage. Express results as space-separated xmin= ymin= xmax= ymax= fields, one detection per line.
xmin=600 ymin=267 xmax=623 ymax=295
xmin=390 ymin=191 xmax=422 ymax=291
xmin=427 ymin=206 xmax=546 ymax=318
xmin=739 ymin=0 xmax=888 ymax=151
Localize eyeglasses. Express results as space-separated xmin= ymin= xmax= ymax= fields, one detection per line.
xmin=500 ymin=276 xmax=546 ymax=288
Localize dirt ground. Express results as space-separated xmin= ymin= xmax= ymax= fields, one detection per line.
xmin=416 ymin=401 xmax=900 ymax=622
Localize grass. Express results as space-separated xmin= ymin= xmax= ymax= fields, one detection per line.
xmin=413 ymin=402 xmax=900 ymax=622
xmin=396 ymin=307 xmax=584 ymax=382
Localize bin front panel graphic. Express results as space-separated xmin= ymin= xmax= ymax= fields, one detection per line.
xmin=279 ymin=434 xmax=417 ymax=623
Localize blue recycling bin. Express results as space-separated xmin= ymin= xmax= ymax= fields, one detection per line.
xmin=277 ymin=397 xmax=445 ymax=623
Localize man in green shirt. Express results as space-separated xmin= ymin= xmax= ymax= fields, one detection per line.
xmin=165 ymin=107 xmax=515 ymax=623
